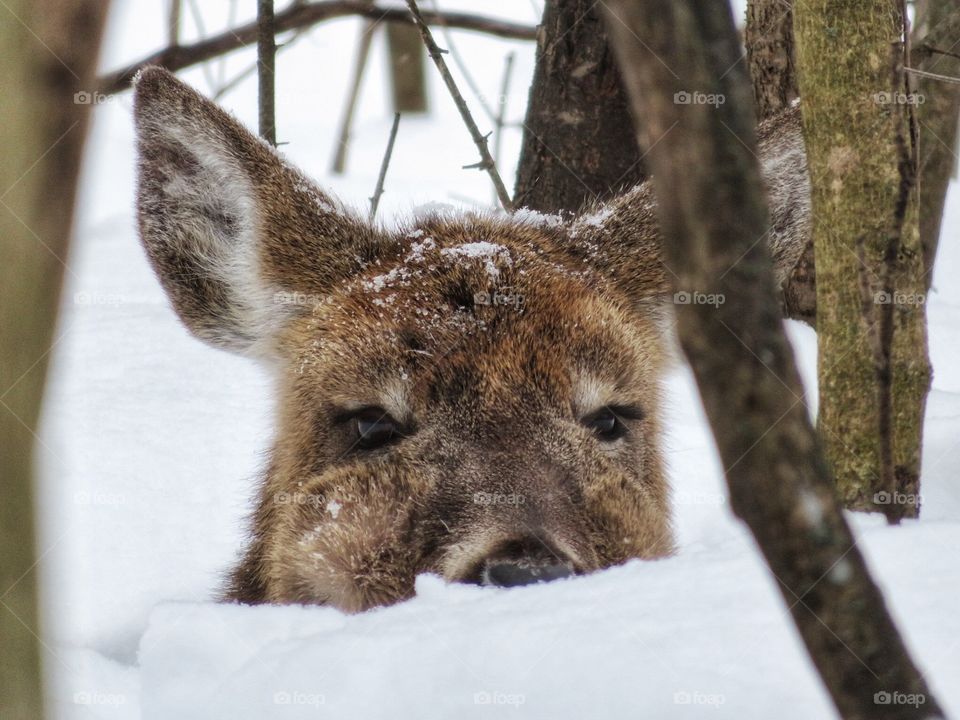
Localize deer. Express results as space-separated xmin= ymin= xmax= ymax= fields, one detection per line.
xmin=133 ymin=67 xmax=809 ymax=612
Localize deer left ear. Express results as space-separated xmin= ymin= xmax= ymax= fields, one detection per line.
xmin=134 ymin=67 xmax=389 ymax=359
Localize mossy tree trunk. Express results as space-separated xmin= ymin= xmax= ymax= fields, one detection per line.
xmin=0 ymin=2 xmax=110 ymax=718
xmin=794 ymin=1 xmax=930 ymax=518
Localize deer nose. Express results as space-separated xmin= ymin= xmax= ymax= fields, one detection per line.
xmin=481 ymin=560 xmax=574 ymax=587
xmin=470 ymin=536 xmax=577 ymax=588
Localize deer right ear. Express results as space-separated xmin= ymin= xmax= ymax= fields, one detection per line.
xmin=133 ymin=67 xmax=386 ymax=359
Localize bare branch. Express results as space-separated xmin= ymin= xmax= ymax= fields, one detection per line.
xmin=258 ymin=0 xmax=277 ymax=145
xmin=332 ymin=15 xmax=377 ymax=175
xmin=97 ymin=2 xmax=536 ymax=95
xmin=168 ymin=0 xmax=182 ymax=46
xmin=369 ymin=112 xmax=402 ymax=222
xmin=405 ymin=0 xmax=514 ymax=212
xmin=905 ymin=66 xmax=960 ymax=84
xmin=492 ymin=52 xmax=515 ymax=205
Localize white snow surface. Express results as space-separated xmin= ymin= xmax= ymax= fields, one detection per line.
xmin=33 ymin=1 xmax=960 ymax=718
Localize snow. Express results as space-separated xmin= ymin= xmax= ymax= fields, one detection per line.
xmin=32 ymin=0 xmax=960 ymax=718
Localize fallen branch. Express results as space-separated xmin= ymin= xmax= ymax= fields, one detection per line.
xmin=369 ymin=112 xmax=401 ymax=222
xmin=97 ymin=1 xmax=536 ymax=95
xmin=405 ymin=0 xmax=514 ymax=212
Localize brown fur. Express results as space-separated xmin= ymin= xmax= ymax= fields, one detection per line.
xmin=133 ymin=68 xmax=809 ymax=612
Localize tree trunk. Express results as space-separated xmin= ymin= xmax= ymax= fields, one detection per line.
xmin=745 ymin=0 xmax=815 ymax=326
xmin=795 ymin=1 xmax=931 ymax=517
xmin=387 ymin=22 xmax=427 ymax=113
xmin=913 ymin=0 xmax=960 ymax=287
xmin=601 ymin=1 xmax=945 ymax=717
xmin=513 ymin=0 xmax=644 ymax=213
xmin=0 ymin=3 xmax=110 ymax=718
xmin=746 ymin=0 xmax=798 ymax=120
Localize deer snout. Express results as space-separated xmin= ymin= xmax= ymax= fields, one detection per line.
xmin=463 ymin=536 xmax=578 ymax=588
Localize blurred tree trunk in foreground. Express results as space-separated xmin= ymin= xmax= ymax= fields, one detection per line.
xmin=795 ymin=0 xmax=930 ymax=518
xmin=0 ymin=2 xmax=110 ymax=718
xmin=601 ymin=0 xmax=944 ymax=717
xmin=514 ymin=0 xmax=644 ymax=213
xmin=913 ymin=0 xmax=960 ymax=286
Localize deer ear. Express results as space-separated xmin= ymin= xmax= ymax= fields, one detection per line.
xmin=565 ymin=105 xmax=810 ymax=312
xmin=133 ymin=66 xmax=385 ymax=358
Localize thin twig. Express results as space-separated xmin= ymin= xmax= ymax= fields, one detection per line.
xmin=167 ymin=0 xmax=182 ymax=47
xmin=905 ymin=66 xmax=960 ymax=84
xmin=332 ymin=12 xmax=378 ymax=174
xmin=97 ymin=3 xmax=535 ymax=95
xmin=369 ymin=113 xmax=402 ymax=222
xmin=428 ymin=0 xmax=497 ymax=123
xmin=405 ymin=0 xmax=514 ymax=211
xmin=919 ymin=43 xmax=960 ymax=62
xmin=213 ymin=29 xmax=307 ymax=102
xmin=492 ymin=52 xmax=515 ymax=206
xmin=257 ymin=0 xmax=277 ymax=145
xmin=185 ymin=0 xmax=218 ymax=92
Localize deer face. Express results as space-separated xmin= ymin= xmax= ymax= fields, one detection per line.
xmin=133 ymin=67 xmax=807 ymax=612
xmin=263 ymin=220 xmax=674 ymax=610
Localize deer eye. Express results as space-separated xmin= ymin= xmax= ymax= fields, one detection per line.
xmin=581 ymin=405 xmax=641 ymax=442
xmin=354 ymin=409 xmax=400 ymax=449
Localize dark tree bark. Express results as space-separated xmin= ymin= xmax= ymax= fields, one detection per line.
xmin=601 ymin=1 xmax=945 ymax=718
xmin=745 ymin=0 xmax=814 ymax=326
xmin=913 ymin=0 xmax=960 ymax=287
xmin=746 ymin=0 xmax=798 ymax=120
xmin=513 ymin=0 xmax=644 ymax=213
xmin=387 ymin=22 xmax=427 ymax=113
xmin=1 ymin=3 xmax=111 ymax=718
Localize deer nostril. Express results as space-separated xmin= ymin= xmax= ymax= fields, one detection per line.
xmin=481 ymin=560 xmax=575 ymax=588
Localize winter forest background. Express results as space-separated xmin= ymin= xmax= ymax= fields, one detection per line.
xmin=2 ymin=0 xmax=959 ymax=718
